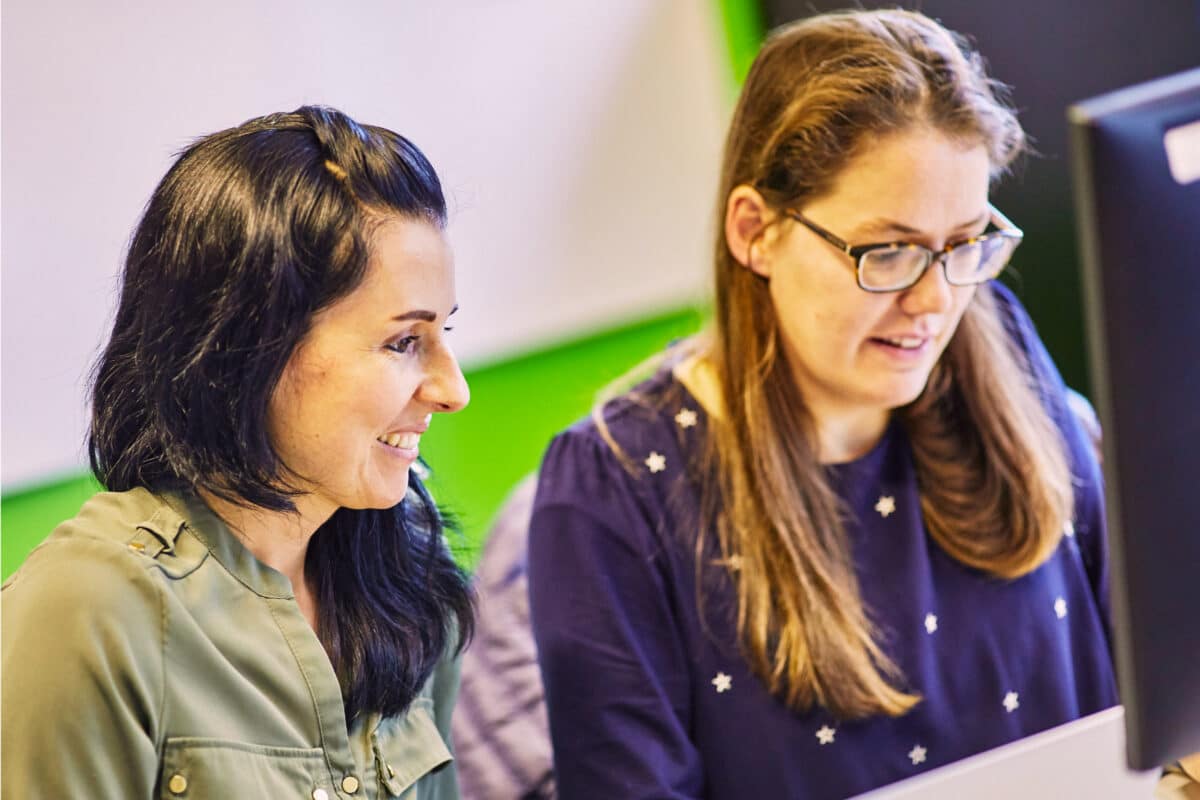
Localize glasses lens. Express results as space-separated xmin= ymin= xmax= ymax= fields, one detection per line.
xmin=860 ymin=246 xmax=928 ymax=291
xmin=946 ymin=235 xmax=1018 ymax=284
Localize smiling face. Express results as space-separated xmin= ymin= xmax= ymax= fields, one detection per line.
xmin=267 ymin=216 xmax=468 ymax=522
xmin=746 ymin=126 xmax=991 ymax=454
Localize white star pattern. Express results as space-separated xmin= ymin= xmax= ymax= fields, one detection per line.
xmin=712 ymin=672 xmax=732 ymax=693
xmin=924 ymin=613 xmax=938 ymax=634
xmin=675 ymin=408 xmax=698 ymax=429
xmin=1055 ymin=597 xmax=1068 ymax=619
xmin=908 ymin=745 xmax=927 ymax=766
xmin=875 ymin=495 xmax=896 ymax=517
xmin=645 ymin=452 xmax=667 ymax=473
xmin=816 ymin=725 xmax=836 ymax=745
xmin=1003 ymin=691 xmax=1020 ymax=713
xmin=1063 ymin=519 xmax=1076 ymax=538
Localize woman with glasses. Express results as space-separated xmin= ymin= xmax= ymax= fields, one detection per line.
xmin=527 ymin=9 xmax=1117 ymax=798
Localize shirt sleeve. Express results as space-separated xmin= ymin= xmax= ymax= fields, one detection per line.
xmin=1 ymin=536 xmax=165 ymax=798
xmin=528 ymin=430 xmax=702 ymax=800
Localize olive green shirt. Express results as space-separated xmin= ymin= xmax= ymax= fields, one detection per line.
xmin=2 ymin=488 xmax=460 ymax=799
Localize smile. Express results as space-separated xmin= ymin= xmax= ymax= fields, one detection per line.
xmin=874 ymin=335 xmax=928 ymax=350
xmin=377 ymin=432 xmax=421 ymax=450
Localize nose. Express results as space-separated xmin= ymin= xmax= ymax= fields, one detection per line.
xmin=420 ymin=344 xmax=470 ymax=414
xmin=900 ymin=254 xmax=954 ymax=316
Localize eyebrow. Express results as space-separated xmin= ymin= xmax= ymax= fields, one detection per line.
xmin=392 ymin=304 xmax=459 ymax=323
xmin=851 ymin=211 xmax=990 ymax=240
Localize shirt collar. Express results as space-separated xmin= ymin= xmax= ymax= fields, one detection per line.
xmin=160 ymin=490 xmax=296 ymax=599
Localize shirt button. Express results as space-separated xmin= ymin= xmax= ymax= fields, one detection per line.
xmin=341 ymin=775 xmax=360 ymax=794
xmin=167 ymin=773 xmax=188 ymax=794
xmin=311 ymin=789 xmax=329 ymax=800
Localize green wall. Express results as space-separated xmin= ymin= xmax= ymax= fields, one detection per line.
xmin=717 ymin=0 xmax=765 ymax=84
xmin=1 ymin=307 xmax=706 ymax=579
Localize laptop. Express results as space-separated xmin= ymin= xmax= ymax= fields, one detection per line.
xmin=852 ymin=707 xmax=1160 ymax=799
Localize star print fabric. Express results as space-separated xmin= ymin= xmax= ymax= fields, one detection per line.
xmin=527 ymin=283 xmax=1118 ymax=799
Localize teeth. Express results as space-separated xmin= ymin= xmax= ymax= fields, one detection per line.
xmin=377 ymin=432 xmax=420 ymax=449
xmin=883 ymin=336 xmax=923 ymax=349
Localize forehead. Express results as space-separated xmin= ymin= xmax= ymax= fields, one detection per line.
xmin=328 ymin=216 xmax=455 ymax=319
xmin=295 ymin=216 xmax=455 ymax=347
xmin=810 ymin=127 xmax=992 ymax=233
xmin=361 ymin=216 xmax=453 ymax=292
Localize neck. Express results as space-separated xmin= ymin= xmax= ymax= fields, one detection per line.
xmin=808 ymin=405 xmax=891 ymax=464
xmin=196 ymin=488 xmax=334 ymax=630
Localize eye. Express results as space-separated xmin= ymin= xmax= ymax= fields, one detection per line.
xmin=385 ymin=335 xmax=420 ymax=355
xmin=951 ymin=224 xmax=991 ymax=248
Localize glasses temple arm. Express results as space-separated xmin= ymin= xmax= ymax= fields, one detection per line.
xmin=988 ymin=202 xmax=1025 ymax=237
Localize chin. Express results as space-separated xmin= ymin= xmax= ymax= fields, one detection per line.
xmin=348 ymin=482 xmax=412 ymax=512
xmin=879 ymin=377 xmax=934 ymax=410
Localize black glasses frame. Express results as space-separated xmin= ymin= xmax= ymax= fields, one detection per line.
xmin=784 ymin=203 xmax=1024 ymax=293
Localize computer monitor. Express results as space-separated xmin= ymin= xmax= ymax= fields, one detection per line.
xmin=1069 ymin=67 xmax=1200 ymax=771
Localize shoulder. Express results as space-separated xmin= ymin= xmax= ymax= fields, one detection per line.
xmin=2 ymin=491 xmax=176 ymax=796
xmin=569 ymin=366 xmax=685 ymax=447
xmin=2 ymin=491 xmax=170 ymax=716
xmin=4 ymin=489 xmax=171 ymax=626
xmin=0 ymin=487 xmax=211 ymax=646
xmin=537 ymin=367 xmax=691 ymax=513
xmin=532 ymin=368 xmax=704 ymax=574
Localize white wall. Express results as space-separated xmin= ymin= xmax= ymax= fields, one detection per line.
xmin=1 ymin=0 xmax=730 ymax=489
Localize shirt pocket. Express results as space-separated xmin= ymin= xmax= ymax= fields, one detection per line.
xmin=160 ymin=737 xmax=332 ymax=799
xmin=372 ymin=699 xmax=453 ymax=798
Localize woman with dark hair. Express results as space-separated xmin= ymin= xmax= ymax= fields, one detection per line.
xmin=528 ymin=10 xmax=1120 ymax=799
xmin=2 ymin=106 xmax=474 ymax=798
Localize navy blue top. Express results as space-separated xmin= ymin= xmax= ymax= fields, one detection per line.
xmin=528 ymin=284 xmax=1118 ymax=799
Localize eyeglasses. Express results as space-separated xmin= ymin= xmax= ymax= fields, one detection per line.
xmin=784 ymin=204 xmax=1024 ymax=293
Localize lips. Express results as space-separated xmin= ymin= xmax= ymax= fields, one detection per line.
xmin=872 ymin=334 xmax=929 ymax=350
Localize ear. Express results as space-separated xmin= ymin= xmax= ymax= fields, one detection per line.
xmin=724 ymin=184 xmax=776 ymax=278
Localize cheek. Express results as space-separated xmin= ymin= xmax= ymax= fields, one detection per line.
xmin=356 ymin=363 xmax=425 ymax=426
xmin=821 ymin=296 xmax=894 ymax=344
xmin=381 ymin=361 xmax=423 ymax=401
xmin=770 ymin=284 xmax=876 ymax=364
xmin=265 ymin=373 xmax=303 ymax=446
xmin=948 ymin=286 xmax=978 ymax=326
xmin=769 ymin=264 xmax=838 ymax=330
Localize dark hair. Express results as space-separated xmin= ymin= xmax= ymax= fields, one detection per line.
xmin=89 ymin=105 xmax=473 ymax=721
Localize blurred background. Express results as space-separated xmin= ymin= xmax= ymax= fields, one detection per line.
xmin=2 ymin=0 xmax=1197 ymax=577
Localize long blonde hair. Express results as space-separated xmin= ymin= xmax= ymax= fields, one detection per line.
xmin=691 ymin=10 xmax=1072 ymax=720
